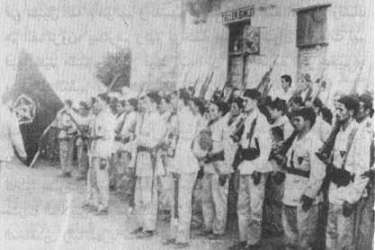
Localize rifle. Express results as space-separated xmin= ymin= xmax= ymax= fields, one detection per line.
xmin=350 ymin=61 xmax=366 ymax=95
xmin=310 ymin=61 xmax=328 ymax=104
xmin=317 ymin=123 xmax=358 ymax=189
xmin=192 ymin=77 xmax=199 ymax=95
xmin=173 ymin=172 xmax=180 ymax=219
xmin=315 ymin=120 xmax=341 ymax=163
xmin=199 ymin=72 xmax=214 ymax=99
xmin=29 ymin=107 xmax=86 ymax=168
xmin=256 ymin=54 xmax=279 ymax=96
xmin=106 ymin=73 xmax=123 ymax=94
xmin=114 ymin=112 xmax=128 ymax=141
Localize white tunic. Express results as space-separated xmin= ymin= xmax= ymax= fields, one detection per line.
xmin=223 ymin=113 xmax=244 ymax=169
xmin=90 ymin=109 xmax=115 ymax=158
xmin=282 ymin=132 xmax=325 ymax=206
xmin=135 ymin=111 xmax=166 ymax=177
xmin=238 ymin=108 xmax=272 ymax=175
xmin=173 ymin=107 xmax=201 ymax=174
xmin=328 ymin=120 xmax=371 ymax=205
xmin=311 ymin=115 xmax=331 ymax=143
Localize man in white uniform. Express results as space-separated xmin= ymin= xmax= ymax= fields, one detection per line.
xmin=164 ymin=89 xmax=200 ymax=248
xmin=201 ymin=101 xmax=232 ymax=239
xmin=56 ymin=100 xmax=76 ymax=177
xmin=282 ymin=107 xmax=326 ymax=250
xmin=353 ymin=93 xmax=374 ymax=250
xmin=229 ymin=89 xmax=272 ymax=250
xmin=269 ymin=75 xmax=294 ymax=102
xmin=131 ymin=92 xmax=166 ymax=238
xmin=325 ymin=95 xmax=371 ymax=250
xmin=84 ymin=94 xmax=115 ymax=215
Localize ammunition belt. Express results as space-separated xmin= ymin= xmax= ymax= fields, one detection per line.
xmin=240 ymin=145 xmax=260 ymax=161
xmin=137 ymin=146 xmax=153 ymax=153
xmin=328 ymin=166 xmax=355 ymax=187
xmin=284 ymin=166 xmax=310 ymax=178
xmin=205 ymin=151 xmax=225 ymax=164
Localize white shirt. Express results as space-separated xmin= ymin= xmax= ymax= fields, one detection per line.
xmin=238 ymin=108 xmax=272 ymax=174
xmin=90 ymin=109 xmax=115 ymax=158
xmin=173 ymin=107 xmax=201 ymax=174
xmin=328 ymin=120 xmax=371 ymax=205
xmin=311 ymin=115 xmax=331 ymax=143
xmin=270 ymin=115 xmax=294 ymax=140
xmin=135 ymin=110 xmax=166 ymax=177
xmin=56 ymin=110 xmax=76 ymax=139
xmin=269 ymin=85 xmax=293 ymax=102
xmin=282 ymin=132 xmax=325 ymax=206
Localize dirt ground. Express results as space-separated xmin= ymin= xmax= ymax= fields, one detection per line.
xmin=0 ymin=160 xmax=283 ymax=250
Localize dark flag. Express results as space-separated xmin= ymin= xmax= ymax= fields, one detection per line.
xmin=2 ymin=51 xmax=63 ymax=165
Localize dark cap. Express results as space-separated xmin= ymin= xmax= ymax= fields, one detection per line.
xmin=292 ymin=107 xmax=316 ymax=126
xmin=243 ymin=89 xmax=261 ymax=100
xmin=359 ymin=93 xmax=373 ymax=111
xmin=147 ymin=91 xmax=162 ymax=105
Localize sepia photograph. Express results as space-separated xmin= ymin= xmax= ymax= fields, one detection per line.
xmin=0 ymin=0 xmax=373 ymax=249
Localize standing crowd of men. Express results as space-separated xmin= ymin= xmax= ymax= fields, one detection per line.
xmin=54 ymin=74 xmax=374 ymax=250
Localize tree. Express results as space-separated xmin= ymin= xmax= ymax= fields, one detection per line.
xmin=186 ymin=0 xmax=222 ymax=24
xmin=95 ymin=49 xmax=131 ymax=91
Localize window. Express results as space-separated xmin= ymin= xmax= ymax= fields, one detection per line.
xmin=227 ymin=20 xmax=251 ymax=88
xmin=296 ymin=5 xmax=329 ymax=47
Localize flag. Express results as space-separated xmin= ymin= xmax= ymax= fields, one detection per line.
xmin=2 ymin=51 xmax=63 ymax=165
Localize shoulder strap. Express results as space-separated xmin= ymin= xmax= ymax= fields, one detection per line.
xmin=115 ymin=112 xmax=128 ymax=134
xmin=342 ymin=126 xmax=359 ymax=169
xmin=247 ymin=116 xmax=258 ymax=147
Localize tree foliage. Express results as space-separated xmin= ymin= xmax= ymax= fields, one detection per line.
xmin=95 ymin=49 xmax=131 ymax=91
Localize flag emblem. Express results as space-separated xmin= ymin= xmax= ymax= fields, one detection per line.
xmin=13 ymin=94 xmax=36 ymax=125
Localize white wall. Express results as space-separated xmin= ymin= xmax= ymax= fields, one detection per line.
xmin=177 ymin=0 xmax=373 ymax=99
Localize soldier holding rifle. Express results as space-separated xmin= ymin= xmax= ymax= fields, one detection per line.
xmin=317 ymin=95 xmax=371 ymax=250
xmin=131 ymin=92 xmax=166 ymax=238
xmin=73 ymin=101 xmax=92 ymax=180
xmin=82 ymin=94 xmax=115 ymax=215
xmin=56 ymin=99 xmax=77 ymax=177
xmin=164 ymin=89 xmax=202 ymax=248
xmin=353 ymin=93 xmax=374 ymax=250
xmin=281 ymin=107 xmax=326 ymax=250
xmin=200 ymin=100 xmax=231 ymax=240
xmin=229 ymin=89 xmax=272 ymax=250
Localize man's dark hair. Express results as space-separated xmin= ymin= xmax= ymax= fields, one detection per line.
xmin=243 ymin=88 xmax=261 ymax=100
xmin=359 ymin=93 xmax=374 ymax=115
xmin=312 ymin=97 xmax=323 ymax=110
xmin=147 ymin=91 xmax=162 ymax=105
xmin=210 ymin=100 xmax=228 ymax=115
xmin=192 ymin=97 xmax=206 ymax=115
xmin=179 ymin=88 xmax=191 ymax=106
xmin=128 ymin=98 xmax=138 ymax=111
xmin=64 ymin=99 xmax=73 ymax=107
xmin=338 ymin=95 xmax=360 ymax=117
xmin=292 ymin=107 xmax=317 ymax=127
xmin=162 ymin=95 xmax=171 ymax=104
xmin=79 ymin=101 xmax=89 ymax=110
xmin=321 ymin=106 xmax=333 ymax=124
xmin=281 ymin=74 xmax=292 ymax=87
xmin=290 ymin=96 xmax=304 ymax=107
xmin=188 ymin=86 xmax=195 ymax=96
xmin=268 ymin=98 xmax=287 ymax=114
xmin=97 ymin=93 xmax=110 ymax=104
xmin=231 ymin=97 xmax=244 ymax=110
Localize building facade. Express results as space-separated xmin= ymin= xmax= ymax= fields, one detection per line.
xmin=130 ymin=0 xmax=373 ymax=101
